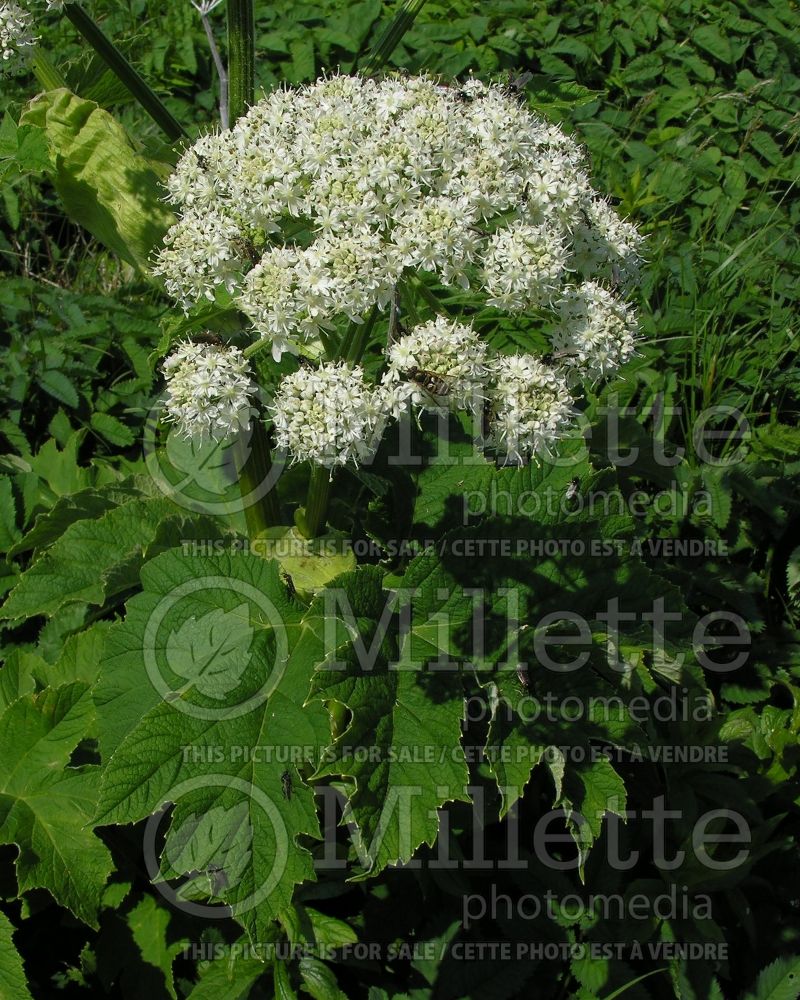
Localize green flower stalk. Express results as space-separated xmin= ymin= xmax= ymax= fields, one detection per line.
xmin=226 ymin=0 xmax=254 ymax=125
xmin=62 ymin=4 xmax=187 ymax=142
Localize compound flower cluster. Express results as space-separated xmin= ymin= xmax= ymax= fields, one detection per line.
xmin=155 ymin=73 xmax=642 ymax=371
xmin=0 ymin=1 xmax=36 ymax=74
xmin=383 ymin=317 xmax=576 ymax=463
xmin=158 ymin=74 xmax=644 ymax=464
xmin=161 ymin=317 xmax=581 ymax=464
xmin=553 ymin=281 xmax=637 ymax=379
xmin=384 ymin=316 xmax=490 ymax=415
xmin=162 ymin=340 xmax=256 ymax=441
xmin=270 ymin=362 xmax=389 ymax=469
xmin=485 ymin=354 xmax=574 ymax=464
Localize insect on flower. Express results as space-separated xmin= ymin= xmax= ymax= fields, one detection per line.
xmin=499 ymin=71 xmax=534 ymax=103
xmin=404 ymin=366 xmax=455 ymax=399
xmin=232 ymin=236 xmax=262 ymax=266
xmin=189 ymin=331 xmax=223 ymax=347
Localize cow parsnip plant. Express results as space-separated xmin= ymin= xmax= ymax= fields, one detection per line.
xmin=154 ymin=72 xmax=641 ymax=537
xmin=0 ymin=2 xmax=799 ymax=999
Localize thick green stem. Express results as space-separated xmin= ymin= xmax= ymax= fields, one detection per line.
xmin=227 ymin=0 xmax=255 ymax=125
xmin=31 ymin=51 xmax=68 ymax=91
xmin=360 ymin=0 xmax=428 ymax=76
xmin=63 ymin=5 xmax=187 ymax=143
xmin=297 ymin=465 xmax=332 ymax=540
xmin=235 ymin=415 xmax=281 ymax=537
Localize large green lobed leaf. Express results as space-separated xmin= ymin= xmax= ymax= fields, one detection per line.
xmin=21 ymin=89 xmax=174 ymax=271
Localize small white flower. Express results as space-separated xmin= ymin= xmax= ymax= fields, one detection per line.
xmin=270 ymin=362 xmax=391 ymax=469
xmin=553 ymin=282 xmax=638 ymax=379
xmin=485 ymin=354 xmax=574 ymax=464
xmin=384 ymin=315 xmax=490 ymax=415
xmin=162 ymin=340 xmax=256 ymax=441
xmin=1 ymin=1 xmax=36 ymax=74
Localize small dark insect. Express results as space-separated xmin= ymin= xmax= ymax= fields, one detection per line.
xmin=508 ymin=71 xmax=533 ymax=93
xmin=405 ymin=366 xmax=453 ymax=398
xmin=207 ymin=864 xmax=229 ymax=893
xmin=516 ymin=664 xmax=530 ymax=690
xmin=190 ymin=331 xmax=223 ymax=347
xmin=541 ymin=352 xmax=554 ymax=365
xmin=280 ymin=570 xmax=297 ymax=599
xmin=565 ymin=477 xmax=581 ymax=502
xmin=549 ymin=348 xmax=579 ymax=361
xmin=281 ymin=770 xmax=293 ymax=800
xmin=233 ymin=237 xmax=261 ymax=266
xmin=481 ymin=399 xmax=496 ymax=439
xmin=195 ymin=153 xmax=210 ymax=171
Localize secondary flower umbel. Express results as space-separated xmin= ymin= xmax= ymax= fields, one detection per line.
xmin=484 ymin=354 xmax=574 ymax=464
xmin=270 ymin=362 xmax=390 ymax=469
xmin=0 ymin=1 xmax=36 ymax=74
xmin=384 ymin=316 xmax=490 ymax=415
xmin=162 ymin=340 xmax=256 ymax=441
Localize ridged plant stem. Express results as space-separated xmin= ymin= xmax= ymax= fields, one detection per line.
xmin=297 ymin=465 xmax=332 ymax=540
xmin=235 ymin=414 xmax=282 ymax=537
xmin=226 ymin=0 xmax=255 ymax=125
xmin=63 ymin=4 xmax=187 ymax=142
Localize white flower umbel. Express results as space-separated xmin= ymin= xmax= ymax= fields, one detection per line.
xmin=482 ymin=220 xmax=570 ymax=311
xmin=155 ymin=74 xmax=642 ymax=363
xmin=162 ymin=340 xmax=256 ymax=441
xmin=485 ymin=354 xmax=574 ymax=465
xmin=1 ymin=1 xmax=36 ymax=74
xmin=572 ymin=197 xmax=643 ymax=288
xmin=153 ymin=207 xmax=247 ymax=309
xmin=271 ymin=362 xmax=391 ymax=469
xmin=384 ymin=315 xmax=490 ymax=415
xmin=239 ymin=232 xmax=397 ymax=361
xmin=552 ymin=282 xmax=638 ymax=379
